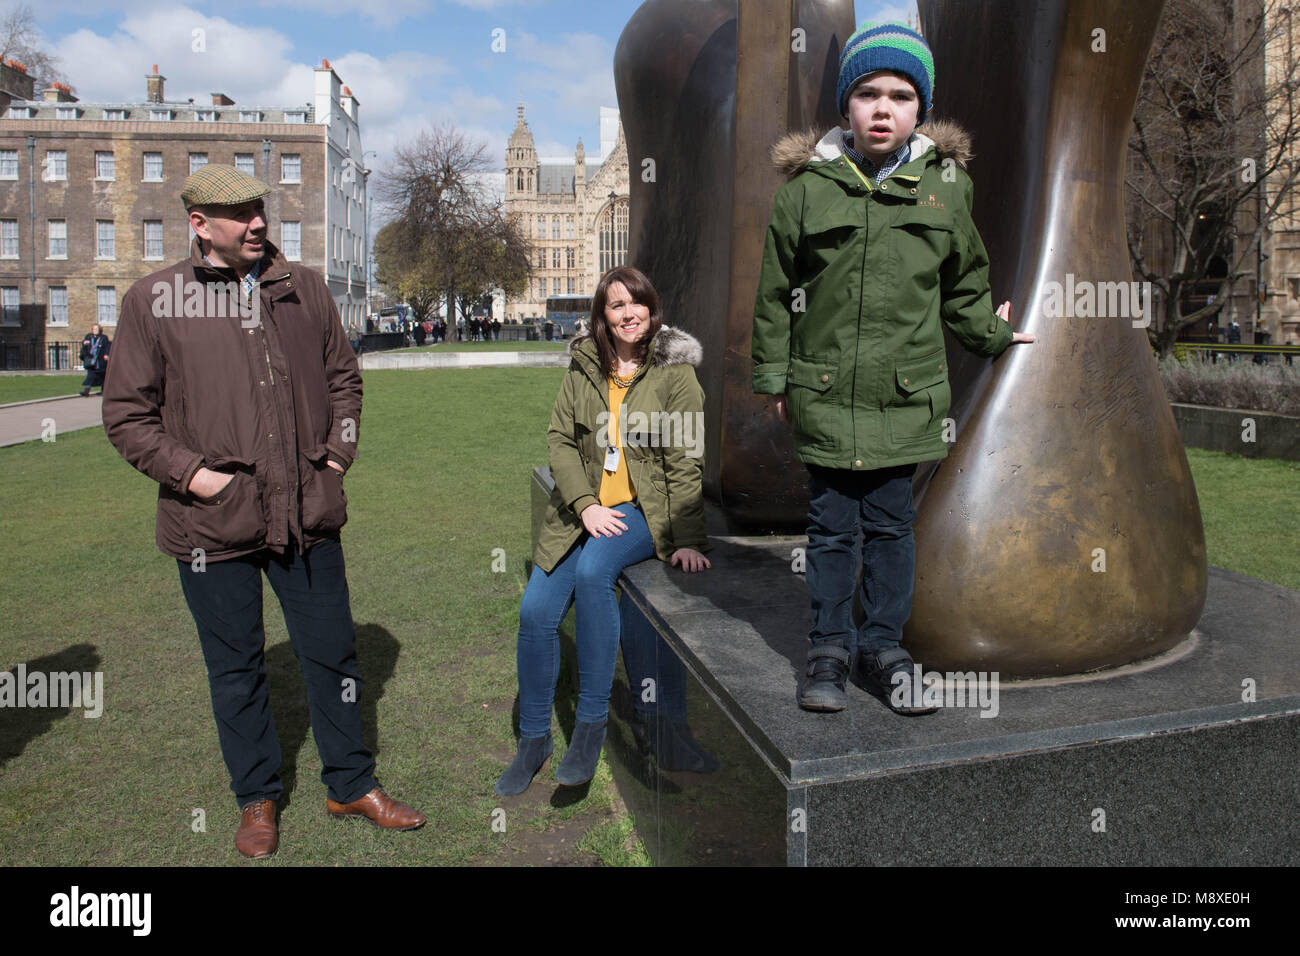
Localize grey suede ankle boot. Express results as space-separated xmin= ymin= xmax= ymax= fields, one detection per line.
xmin=494 ymin=733 xmax=553 ymax=796
xmin=555 ymin=718 xmax=607 ymax=786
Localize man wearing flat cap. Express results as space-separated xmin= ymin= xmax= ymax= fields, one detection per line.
xmin=103 ymin=164 xmax=424 ymax=860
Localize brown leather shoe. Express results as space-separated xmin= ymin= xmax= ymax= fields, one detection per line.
xmin=326 ymin=787 xmax=426 ymax=830
xmin=235 ymin=799 xmax=278 ymax=859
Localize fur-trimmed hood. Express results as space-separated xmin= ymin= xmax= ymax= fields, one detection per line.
xmin=770 ymin=119 xmax=973 ymax=179
xmin=568 ymin=324 xmax=703 ymax=368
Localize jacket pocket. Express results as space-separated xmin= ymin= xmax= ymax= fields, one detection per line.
xmin=891 ymin=205 xmax=954 ymax=259
xmin=786 ymin=356 xmax=837 ymax=448
xmin=886 ymin=350 xmax=950 ymax=445
xmin=300 ymin=444 xmax=348 ymax=534
xmin=187 ymin=460 xmax=264 ymax=552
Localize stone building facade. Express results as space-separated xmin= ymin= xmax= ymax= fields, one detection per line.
xmin=503 ymin=104 xmax=630 ymax=322
xmin=0 ymin=60 xmax=367 ymax=369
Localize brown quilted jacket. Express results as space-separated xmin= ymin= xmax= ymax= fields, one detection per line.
xmin=103 ymin=239 xmax=362 ymax=561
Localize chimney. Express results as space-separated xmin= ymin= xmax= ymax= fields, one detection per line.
xmin=146 ymin=65 xmax=165 ymax=103
xmin=43 ymin=82 xmax=78 ymax=103
xmin=211 ymin=92 xmax=234 ymax=106
xmin=0 ymin=59 xmax=35 ymax=101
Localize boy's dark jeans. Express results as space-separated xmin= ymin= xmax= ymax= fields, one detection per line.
xmin=805 ymin=462 xmax=918 ymax=657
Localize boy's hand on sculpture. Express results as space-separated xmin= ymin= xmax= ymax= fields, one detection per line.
xmin=998 ymin=301 xmax=1036 ymax=344
xmin=581 ymin=504 xmax=628 ymax=537
xmin=773 ymin=395 xmax=790 ymax=425
xmin=671 ymin=548 xmax=711 ymax=572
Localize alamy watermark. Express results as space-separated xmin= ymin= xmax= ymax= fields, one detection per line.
xmin=0 ymin=665 xmax=103 ymax=718
xmin=890 ymin=667 xmax=1000 ymax=718
xmin=1040 ymin=274 xmax=1151 ymax=328
xmin=150 ymin=275 xmax=260 ymax=328
xmin=595 ymin=410 xmax=704 ymax=459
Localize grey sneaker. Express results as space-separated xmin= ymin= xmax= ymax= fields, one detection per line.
xmin=798 ymin=644 xmax=851 ymax=712
xmin=858 ymin=646 xmax=939 ymax=716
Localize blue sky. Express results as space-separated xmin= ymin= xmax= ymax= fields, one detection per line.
xmin=27 ymin=0 xmax=915 ymax=175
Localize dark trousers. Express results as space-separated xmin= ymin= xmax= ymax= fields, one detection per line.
xmin=805 ymin=463 xmax=918 ymax=656
xmin=177 ymin=538 xmax=376 ymax=808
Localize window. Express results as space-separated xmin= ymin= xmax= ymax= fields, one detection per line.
xmin=536 ymin=250 xmax=545 ymax=269
xmin=0 ymin=150 xmax=16 ymax=179
xmin=144 ymin=221 xmax=163 ymax=260
xmin=1 ymin=287 xmax=18 ymax=325
xmin=566 ymin=216 xmax=575 ymax=239
xmin=103 ymin=108 xmax=127 ymax=120
xmin=551 ymin=216 xmax=560 ymax=239
xmin=195 ymin=109 xmax=216 ymax=122
xmin=96 ymin=287 xmax=117 ymax=325
xmin=566 ymin=247 xmax=575 ymax=269
xmin=234 ymin=153 xmax=255 ymax=176
xmin=96 ymin=220 xmax=115 ymax=259
xmin=551 ymin=249 xmax=561 ymax=269
xmin=281 ymin=154 xmax=301 ymax=183
xmin=239 ymin=110 xmax=261 ymax=123
xmin=599 ymin=200 xmax=630 ymax=273
xmin=6 ymin=106 xmax=33 ymax=119
xmin=45 ymin=150 xmax=67 ymax=181
xmin=281 ymin=221 xmax=301 ymax=260
xmin=552 ymin=278 xmax=561 ymax=295
xmin=0 ymin=220 xmax=17 ymax=259
xmin=284 ymin=110 xmax=306 ymax=124
xmin=536 ymin=217 xmax=544 ymax=239
xmin=188 ymin=153 xmax=208 ymax=175
xmin=48 ymin=286 xmax=68 ymax=326
xmin=149 ymin=109 xmax=172 ymax=121
xmin=142 ymin=152 xmax=162 ymax=181
xmin=47 ymin=220 xmax=66 ymax=259
xmin=95 ymin=151 xmax=115 ymax=180
xmin=55 ymin=106 xmax=77 ymax=120
xmin=567 ymin=277 xmax=576 ymax=294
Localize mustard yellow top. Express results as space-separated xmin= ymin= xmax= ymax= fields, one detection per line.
xmin=599 ymin=377 xmax=636 ymax=507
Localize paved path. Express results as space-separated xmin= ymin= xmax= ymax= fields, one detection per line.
xmin=0 ymin=349 xmax=565 ymax=446
xmin=0 ymin=394 xmax=104 ymax=448
xmin=360 ymin=350 xmax=568 ymax=370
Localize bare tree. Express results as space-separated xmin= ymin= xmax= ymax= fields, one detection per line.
xmin=0 ymin=4 xmax=70 ymax=94
xmin=1126 ymin=0 xmax=1300 ymax=355
xmin=375 ymin=124 xmax=531 ymax=341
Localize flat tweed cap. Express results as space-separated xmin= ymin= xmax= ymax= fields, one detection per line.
xmin=182 ymin=164 xmax=271 ymax=210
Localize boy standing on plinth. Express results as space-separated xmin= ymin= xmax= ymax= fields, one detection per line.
xmin=751 ymin=22 xmax=1034 ymax=714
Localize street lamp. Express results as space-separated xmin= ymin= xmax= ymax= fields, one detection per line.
xmin=362 ymin=150 xmax=377 ymax=326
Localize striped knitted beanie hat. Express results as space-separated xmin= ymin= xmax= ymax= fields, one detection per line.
xmin=837 ymin=21 xmax=935 ymax=124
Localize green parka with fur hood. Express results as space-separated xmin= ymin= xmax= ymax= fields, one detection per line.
xmin=534 ymin=326 xmax=710 ymax=573
xmin=751 ymin=121 xmax=1013 ymax=470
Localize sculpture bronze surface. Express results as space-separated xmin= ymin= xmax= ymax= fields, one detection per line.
xmin=615 ymin=0 xmax=1207 ymax=677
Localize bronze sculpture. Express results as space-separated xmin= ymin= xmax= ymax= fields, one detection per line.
xmin=615 ymin=0 xmax=1207 ymax=677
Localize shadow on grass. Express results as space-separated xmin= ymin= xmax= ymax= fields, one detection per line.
xmin=264 ymin=623 xmax=400 ymax=811
xmin=0 ymin=644 xmax=103 ymax=769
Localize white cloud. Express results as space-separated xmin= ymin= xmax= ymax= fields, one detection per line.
xmin=55 ymin=9 xmax=295 ymax=105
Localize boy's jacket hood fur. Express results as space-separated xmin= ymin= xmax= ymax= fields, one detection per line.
xmin=770 ymin=119 xmax=973 ymax=178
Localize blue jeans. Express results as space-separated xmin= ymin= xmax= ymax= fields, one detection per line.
xmin=805 ymin=463 xmax=918 ymax=655
xmin=517 ymin=501 xmax=656 ymax=737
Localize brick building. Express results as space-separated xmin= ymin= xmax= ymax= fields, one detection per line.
xmin=0 ymin=60 xmax=368 ymax=369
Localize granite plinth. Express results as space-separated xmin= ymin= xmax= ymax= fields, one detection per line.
xmin=530 ymin=467 xmax=1300 ymax=865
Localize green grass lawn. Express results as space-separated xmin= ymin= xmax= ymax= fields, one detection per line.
xmin=0 ymin=372 xmax=1295 ymax=867
xmin=0 ymin=365 xmax=647 ymax=866
xmin=0 ymin=374 xmax=85 ymax=405
xmin=1185 ymin=448 xmax=1300 ymax=590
